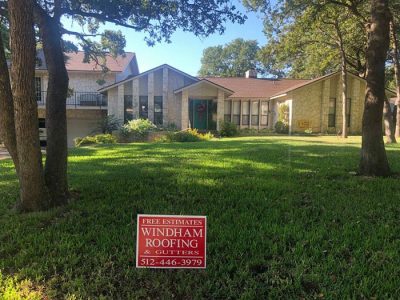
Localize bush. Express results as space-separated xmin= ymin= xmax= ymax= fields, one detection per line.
xmin=304 ymin=128 xmax=313 ymax=134
xmin=238 ymin=128 xmax=274 ymax=136
xmin=75 ymin=134 xmax=116 ymax=147
xmin=274 ymin=121 xmax=289 ymax=134
xmin=125 ymin=119 xmax=157 ymax=135
xmin=95 ymin=115 xmax=121 ymax=134
xmin=120 ymin=119 xmax=157 ymax=141
xmin=165 ymin=129 xmax=214 ymax=142
xmin=219 ymin=120 xmax=238 ymax=137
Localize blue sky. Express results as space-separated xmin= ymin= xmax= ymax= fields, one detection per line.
xmin=62 ymin=1 xmax=267 ymax=76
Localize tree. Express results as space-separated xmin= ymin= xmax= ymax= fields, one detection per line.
xmin=7 ymin=0 xmax=50 ymax=211
xmin=0 ymin=0 xmax=246 ymax=211
xmin=359 ymin=0 xmax=391 ymax=176
xmin=198 ymin=38 xmax=261 ymax=77
xmin=390 ymin=12 xmax=400 ymax=139
xmin=0 ymin=26 xmax=18 ymax=173
xmin=245 ymin=0 xmax=392 ymax=175
xmin=251 ymin=4 xmax=366 ymax=137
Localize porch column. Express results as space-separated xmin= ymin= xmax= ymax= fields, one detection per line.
xmin=162 ymin=67 xmax=169 ymax=126
xmin=181 ymin=90 xmax=189 ymax=129
xmin=132 ymin=79 xmax=139 ymax=119
xmin=116 ymin=84 xmax=125 ymax=122
xmin=217 ymin=90 xmax=225 ymax=130
xmin=148 ymin=73 xmax=155 ymax=122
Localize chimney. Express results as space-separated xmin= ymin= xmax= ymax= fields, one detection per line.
xmin=245 ymin=69 xmax=257 ymax=79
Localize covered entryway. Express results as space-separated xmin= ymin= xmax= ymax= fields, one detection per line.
xmin=189 ymin=99 xmax=214 ymax=130
xmin=175 ymin=79 xmax=234 ymax=131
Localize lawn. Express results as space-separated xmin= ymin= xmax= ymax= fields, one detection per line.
xmin=0 ymin=136 xmax=399 ymax=299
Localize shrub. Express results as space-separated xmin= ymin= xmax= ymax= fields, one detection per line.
xmin=96 ymin=115 xmax=121 ymax=134
xmin=118 ymin=119 xmax=157 ymax=142
xmin=238 ymin=128 xmax=274 ymax=137
xmin=166 ymin=129 xmax=214 ymax=142
xmin=75 ymin=134 xmax=116 ymax=147
xmin=219 ymin=120 xmax=238 ymax=137
xmin=304 ymin=128 xmax=313 ymax=134
xmin=274 ymin=121 xmax=289 ymax=134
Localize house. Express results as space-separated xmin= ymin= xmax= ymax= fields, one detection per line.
xmin=32 ymin=52 xmax=394 ymax=146
xmin=34 ymin=50 xmax=139 ymax=146
xmin=99 ymin=64 xmax=393 ymax=135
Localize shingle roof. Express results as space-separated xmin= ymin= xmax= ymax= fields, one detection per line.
xmin=204 ymin=77 xmax=311 ymax=98
xmin=35 ymin=50 xmax=135 ymax=72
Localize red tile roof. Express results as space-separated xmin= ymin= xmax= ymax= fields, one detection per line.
xmin=64 ymin=51 xmax=135 ymax=72
xmin=204 ymin=77 xmax=310 ymax=98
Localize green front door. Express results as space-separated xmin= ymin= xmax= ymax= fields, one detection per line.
xmin=191 ymin=100 xmax=208 ymax=130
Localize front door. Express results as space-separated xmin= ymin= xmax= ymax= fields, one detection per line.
xmin=191 ymin=99 xmax=208 ymax=130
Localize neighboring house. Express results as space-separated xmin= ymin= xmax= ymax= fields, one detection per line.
xmin=99 ymin=64 xmax=394 ymax=135
xmin=34 ymin=50 xmax=139 ymax=146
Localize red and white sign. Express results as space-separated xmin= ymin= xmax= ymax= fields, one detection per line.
xmin=136 ymin=214 xmax=207 ymax=269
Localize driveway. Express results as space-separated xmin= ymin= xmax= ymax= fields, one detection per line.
xmin=0 ymin=146 xmax=10 ymax=160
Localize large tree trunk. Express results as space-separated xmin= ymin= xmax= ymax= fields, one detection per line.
xmin=35 ymin=9 xmax=69 ymax=206
xmin=359 ymin=0 xmax=391 ymax=177
xmin=0 ymin=32 xmax=19 ymax=173
xmin=383 ymin=96 xmax=396 ymax=143
xmin=390 ymin=18 xmax=400 ymax=139
xmin=341 ymin=52 xmax=348 ymax=138
xmin=8 ymin=0 xmax=50 ymax=211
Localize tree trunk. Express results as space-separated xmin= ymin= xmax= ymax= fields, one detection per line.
xmin=0 ymin=31 xmax=19 ymax=173
xmin=390 ymin=18 xmax=400 ymax=139
xmin=383 ymin=96 xmax=396 ymax=143
xmin=341 ymin=52 xmax=348 ymax=138
xmin=8 ymin=0 xmax=50 ymax=211
xmin=35 ymin=9 xmax=69 ymax=205
xmin=359 ymin=0 xmax=391 ymax=177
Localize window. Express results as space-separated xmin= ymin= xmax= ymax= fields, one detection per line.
xmin=124 ymin=95 xmax=133 ymax=122
xmin=154 ymin=96 xmax=163 ymax=125
xmin=224 ymin=101 xmax=232 ymax=122
xmin=242 ymin=101 xmax=250 ymax=125
xmin=232 ymin=101 xmax=241 ymax=125
xmin=139 ymin=96 xmax=148 ymax=119
xmin=35 ymin=77 xmax=42 ymax=102
xmin=251 ymin=101 xmax=259 ymax=126
xmin=261 ymin=101 xmax=269 ymax=125
xmin=328 ymin=97 xmax=336 ymax=127
xmin=346 ymin=98 xmax=351 ymax=127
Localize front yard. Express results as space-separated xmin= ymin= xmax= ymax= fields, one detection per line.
xmin=0 ymin=136 xmax=399 ymax=299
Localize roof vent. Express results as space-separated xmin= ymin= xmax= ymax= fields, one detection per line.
xmin=245 ymin=69 xmax=257 ymax=79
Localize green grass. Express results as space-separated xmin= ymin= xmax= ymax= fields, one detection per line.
xmin=0 ymin=136 xmax=399 ymax=299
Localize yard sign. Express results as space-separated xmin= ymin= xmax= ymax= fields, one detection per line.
xmin=136 ymin=215 xmax=207 ymax=269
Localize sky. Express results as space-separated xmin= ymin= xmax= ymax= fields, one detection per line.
xmin=61 ymin=1 xmax=267 ymax=76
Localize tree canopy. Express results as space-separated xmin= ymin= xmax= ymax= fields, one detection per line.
xmin=198 ymin=38 xmax=261 ymax=77
xmin=244 ymin=1 xmax=367 ymax=79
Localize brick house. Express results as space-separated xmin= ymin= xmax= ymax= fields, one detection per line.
xmin=34 ymin=50 xmax=139 ymax=146
xmin=100 ymin=64 xmax=394 ymax=135
xmin=31 ymin=52 xmax=394 ymax=146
